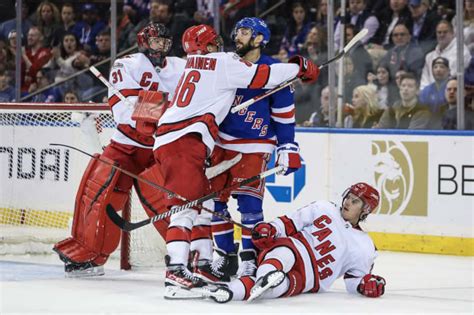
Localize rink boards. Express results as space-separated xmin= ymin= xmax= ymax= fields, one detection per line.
xmin=1 ymin=123 xmax=473 ymax=256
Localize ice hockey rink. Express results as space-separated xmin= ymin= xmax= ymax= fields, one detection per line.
xmin=1 ymin=251 xmax=472 ymax=314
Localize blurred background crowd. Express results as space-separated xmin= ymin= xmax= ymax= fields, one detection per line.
xmin=0 ymin=0 xmax=472 ymax=130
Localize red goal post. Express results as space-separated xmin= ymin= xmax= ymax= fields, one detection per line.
xmin=0 ymin=102 xmax=166 ymax=269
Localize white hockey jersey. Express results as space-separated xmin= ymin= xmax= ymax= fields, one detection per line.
xmin=108 ymin=53 xmax=186 ymax=148
xmin=270 ymin=200 xmax=377 ymax=294
xmin=154 ymin=52 xmax=299 ymax=153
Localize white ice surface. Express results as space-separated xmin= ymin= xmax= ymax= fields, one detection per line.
xmin=1 ymin=251 xmax=472 ymax=314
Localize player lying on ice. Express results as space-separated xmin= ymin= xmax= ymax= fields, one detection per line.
xmin=198 ymin=182 xmax=386 ymax=303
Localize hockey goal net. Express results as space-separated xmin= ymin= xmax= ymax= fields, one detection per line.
xmin=0 ymin=102 xmax=166 ymax=269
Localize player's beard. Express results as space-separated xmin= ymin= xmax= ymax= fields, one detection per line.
xmin=235 ymin=40 xmax=258 ymax=57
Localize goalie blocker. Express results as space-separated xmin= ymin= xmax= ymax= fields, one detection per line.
xmin=53 ymin=148 xmax=169 ymax=277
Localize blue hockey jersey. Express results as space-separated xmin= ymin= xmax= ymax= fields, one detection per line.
xmin=217 ymin=54 xmax=296 ymax=154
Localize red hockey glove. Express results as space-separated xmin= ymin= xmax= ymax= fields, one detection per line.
xmin=251 ymin=222 xmax=277 ymax=250
xmin=288 ymin=55 xmax=320 ymax=84
xmin=276 ymin=142 xmax=302 ymax=175
xmin=357 ymin=274 xmax=386 ymax=298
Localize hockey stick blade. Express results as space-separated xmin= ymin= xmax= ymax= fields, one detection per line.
xmin=231 ymin=29 xmax=368 ymax=113
xmin=108 ymin=166 xmax=284 ymax=232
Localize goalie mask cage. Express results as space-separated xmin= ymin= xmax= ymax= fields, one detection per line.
xmin=0 ymin=102 xmax=166 ymax=269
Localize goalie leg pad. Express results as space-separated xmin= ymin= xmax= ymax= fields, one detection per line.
xmin=134 ymin=163 xmax=169 ymax=239
xmin=54 ymin=153 xmax=129 ymax=266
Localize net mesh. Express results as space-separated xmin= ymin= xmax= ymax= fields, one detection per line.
xmin=0 ymin=103 xmax=165 ymax=267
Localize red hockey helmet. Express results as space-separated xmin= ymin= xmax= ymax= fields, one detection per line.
xmin=182 ymin=24 xmax=222 ymax=55
xmin=137 ymin=22 xmax=172 ymax=67
xmin=342 ymin=183 xmax=380 ymax=220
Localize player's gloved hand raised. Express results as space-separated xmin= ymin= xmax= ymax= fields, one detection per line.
xmin=251 ymin=222 xmax=277 ymax=250
xmin=288 ymin=55 xmax=320 ymax=84
xmin=357 ymin=274 xmax=386 ymax=298
xmin=276 ymin=142 xmax=302 ymax=175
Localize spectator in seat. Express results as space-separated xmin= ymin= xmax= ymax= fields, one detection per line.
xmin=127 ymin=0 xmax=190 ymax=56
xmin=419 ymin=57 xmax=449 ymax=120
xmin=379 ymin=23 xmax=424 ymax=80
xmin=22 ymin=26 xmax=52 ymax=93
xmin=408 ymin=0 xmax=441 ymax=55
xmin=72 ymin=4 xmax=106 ymax=52
xmin=303 ymin=85 xmax=332 ymax=127
xmin=51 ymin=32 xmax=91 ymax=96
xmin=2 ymin=31 xmax=17 ymax=76
xmin=35 ymin=1 xmax=61 ymax=47
xmin=294 ymin=25 xmax=329 ymax=123
xmin=0 ymin=72 xmax=15 ymax=102
xmin=280 ymin=1 xmax=313 ymax=57
xmin=0 ymin=2 xmax=33 ymax=42
xmin=376 ymin=73 xmax=431 ymax=129
xmin=27 ymin=68 xmax=60 ymax=103
xmin=442 ymin=78 xmax=474 ymax=130
xmin=313 ymin=0 xmax=328 ymax=27
xmin=370 ymin=0 xmax=413 ymax=49
xmin=345 ymin=24 xmax=373 ymax=83
xmin=63 ymin=89 xmax=80 ymax=103
xmin=344 ymin=84 xmax=383 ymax=128
xmin=420 ymin=20 xmax=471 ymax=89
xmin=458 ymin=0 xmax=474 ymax=55
xmin=394 ymin=69 xmax=407 ymax=87
xmin=52 ymin=3 xmax=77 ymax=47
xmin=334 ymin=0 xmax=380 ymax=49
xmin=342 ymin=55 xmax=366 ymax=103
xmin=368 ymin=63 xmax=400 ymax=109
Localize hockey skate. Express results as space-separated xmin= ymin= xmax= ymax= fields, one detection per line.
xmin=64 ymin=261 xmax=105 ymax=278
xmin=165 ymin=255 xmax=206 ymax=289
xmin=194 ymin=246 xmax=238 ymax=283
xmin=237 ymin=250 xmax=257 ymax=277
xmin=165 ymin=282 xmax=233 ymax=303
xmin=247 ymin=270 xmax=285 ymax=302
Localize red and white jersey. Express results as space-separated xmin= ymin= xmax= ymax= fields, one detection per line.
xmin=154 ymin=52 xmax=299 ymax=153
xmin=108 ymin=53 xmax=186 ymax=148
xmin=270 ymin=200 xmax=377 ymax=294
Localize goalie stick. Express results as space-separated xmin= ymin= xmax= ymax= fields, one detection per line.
xmin=89 ymin=66 xmax=135 ymax=108
xmin=105 ymin=165 xmax=283 ymax=232
xmin=231 ymin=28 xmax=369 ymax=113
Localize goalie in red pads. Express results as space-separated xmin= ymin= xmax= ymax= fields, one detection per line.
xmin=209 ymin=182 xmax=386 ymax=303
xmin=53 ymin=22 xmax=186 ymax=277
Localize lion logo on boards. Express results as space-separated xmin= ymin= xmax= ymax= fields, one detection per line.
xmin=372 ymin=141 xmax=428 ymax=216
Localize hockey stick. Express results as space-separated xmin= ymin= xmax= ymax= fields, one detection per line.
xmin=89 ymin=66 xmax=135 ymax=108
xmin=105 ymin=165 xmax=283 ymax=232
xmin=230 ymin=28 xmax=369 ymax=113
xmin=205 ymin=153 xmax=242 ymax=179
xmin=50 ymin=143 xmax=280 ymax=232
xmin=49 ymin=143 xmax=253 ymax=231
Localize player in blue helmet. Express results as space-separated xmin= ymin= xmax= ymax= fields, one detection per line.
xmin=191 ymin=17 xmax=303 ymax=283
xmin=231 ymin=17 xmax=271 ymax=57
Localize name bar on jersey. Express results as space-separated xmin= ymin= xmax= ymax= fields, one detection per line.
xmin=185 ymin=56 xmax=217 ymax=71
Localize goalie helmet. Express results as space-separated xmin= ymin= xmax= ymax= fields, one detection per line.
xmin=137 ymin=22 xmax=172 ymax=67
xmin=182 ymin=24 xmax=222 ymax=55
xmin=231 ymin=17 xmax=271 ymax=47
xmin=342 ymin=182 xmax=380 ymax=221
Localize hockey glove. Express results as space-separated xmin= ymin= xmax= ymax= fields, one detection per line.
xmin=276 ymin=142 xmax=302 ymax=175
xmin=288 ymin=55 xmax=320 ymax=84
xmin=357 ymin=274 xmax=386 ymax=298
xmin=251 ymin=222 xmax=277 ymax=250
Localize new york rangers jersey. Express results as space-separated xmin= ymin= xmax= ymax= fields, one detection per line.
xmin=108 ymin=53 xmax=186 ymax=148
xmin=217 ymin=54 xmax=295 ymax=154
xmin=154 ymin=52 xmax=299 ymax=153
xmin=270 ymin=200 xmax=377 ymax=294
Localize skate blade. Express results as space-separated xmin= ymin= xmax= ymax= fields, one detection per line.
xmin=65 ymin=266 xmax=105 ymax=278
xmin=164 ymin=285 xmax=204 ymax=300
xmin=247 ymin=271 xmax=285 ymax=303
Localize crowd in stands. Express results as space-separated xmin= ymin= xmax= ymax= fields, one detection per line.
xmin=0 ymin=0 xmax=472 ymax=130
